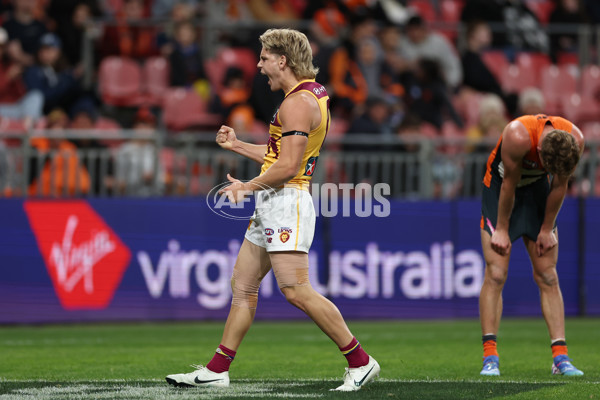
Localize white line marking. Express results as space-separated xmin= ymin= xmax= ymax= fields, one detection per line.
xmin=1 ymin=378 xmax=596 ymax=384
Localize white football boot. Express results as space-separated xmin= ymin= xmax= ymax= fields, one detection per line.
xmin=331 ymin=356 xmax=380 ymax=391
xmin=166 ymin=364 xmax=229 ymax=388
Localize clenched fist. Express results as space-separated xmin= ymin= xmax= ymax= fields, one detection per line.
xmin=216 ymin=125 xmax=237 ymax=150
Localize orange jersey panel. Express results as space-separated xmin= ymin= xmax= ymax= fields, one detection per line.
xmin=483 ymin=114 xmax=573 ymax=187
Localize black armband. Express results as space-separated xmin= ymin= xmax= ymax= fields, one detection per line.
xmin=282 ymin=130 xmax=309 ymax=138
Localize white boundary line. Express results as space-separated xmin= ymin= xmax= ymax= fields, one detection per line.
xmin=1 ymin=378 xmax=597 ymax=384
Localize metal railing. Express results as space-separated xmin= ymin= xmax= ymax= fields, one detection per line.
xmin=1 ymin=129 xmax=598 ymax=199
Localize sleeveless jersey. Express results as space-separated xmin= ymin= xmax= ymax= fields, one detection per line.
xmin=483 ymin=114 xmax=573 ymax=188
xmin=260 ymin=79 xmax=330 ymax=186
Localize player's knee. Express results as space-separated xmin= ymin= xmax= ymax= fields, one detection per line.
xmin=230 ymin=275 xmax=260 ymax=309
xmin=486 ymin=265 xmax=508 ymax=286
xmin=534 ymin=268 xmax=559 ymax=288
xmin=280 ymin=286 xmax=309 ymax=311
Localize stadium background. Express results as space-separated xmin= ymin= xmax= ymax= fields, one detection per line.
xmin=0 ymin=0 xmax=599 ymax=366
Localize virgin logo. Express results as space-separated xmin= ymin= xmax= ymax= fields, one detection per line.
xmin=50 ymin=215 xmax=116 ymax=293
xmin=24 ymin=201 xmax=131 ymax=310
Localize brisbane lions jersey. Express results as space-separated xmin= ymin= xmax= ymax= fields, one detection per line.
xmin=483 ymin=114 xmax=574 ymax=188
xmin=260 ymin=79 xmax=330 ymax=185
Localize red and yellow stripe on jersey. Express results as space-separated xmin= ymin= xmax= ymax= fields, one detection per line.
xmin=483 ymin=114 xmax=574 ymax=188
xmin=260 ymin=79 xmax=330 ymax=186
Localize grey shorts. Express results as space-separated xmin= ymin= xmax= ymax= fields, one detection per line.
xmin=481 ymin=175 xmax=553 ymax=242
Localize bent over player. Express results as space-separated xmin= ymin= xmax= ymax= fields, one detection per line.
xmin=166 ymin=28 xmax=380 ymax=391
xmin=479 ymin=114 xmax=584 ymax=376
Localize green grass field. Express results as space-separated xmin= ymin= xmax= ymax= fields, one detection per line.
xmin=1 ymin=319 xmax=598 ymax=399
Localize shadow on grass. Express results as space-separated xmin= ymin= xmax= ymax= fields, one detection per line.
xmin=0 ymin=380 xmax=571 ymax=400
xmin=302 ymin=381 xmax=566 ymax=400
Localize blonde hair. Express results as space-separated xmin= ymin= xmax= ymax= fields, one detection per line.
xmin=518 ymin=87 xmax=545 ymax=112
xmin=479 ymin=94 xmax=505 ymax=117
xmin=259 ymin=28 xmax=318 ymax=80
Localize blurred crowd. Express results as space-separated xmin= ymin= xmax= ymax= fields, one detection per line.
xmin=0 ymin=0 xmax=599 ymax=197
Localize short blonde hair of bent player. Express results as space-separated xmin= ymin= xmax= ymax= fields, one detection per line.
xmin=259 ymin=28 xmax=319 ymax=80
xmin=539 ymin=129 xmax=581 ymax=177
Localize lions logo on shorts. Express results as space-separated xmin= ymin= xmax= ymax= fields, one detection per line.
xmin=280 ymin=232 xmax=290 ymax=243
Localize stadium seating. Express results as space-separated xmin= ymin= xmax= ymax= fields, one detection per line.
xmin=481 ymin=50 xmax=510 ymax=83
xmin=105 ymin=0 xmax=124 ymax=14
xmin=162 ymin=88 xmax=220 ymax=131
xmin=561 ymin=93 xmax=599 ymax=126
xmin=515 ymin=52 xmax=551 ymax=87
xmin=500 ymin=65 xmax=535 ymax=93
xmin=205 ymin=47 xmax=258 ymax=94
xmin=440 ymin=0 xmax=463 ymax=22
xmin=581 ymin=65 xmax=600 ymax=101
xmin=94 ymin=117 xmax=122 ymax=131
xmin=143 ymin=57 xmax=170 ymax=106
xmin=582 ymin=122 xmax=600 ymax=142
xmin=556 ymin=52 xmax=579 ymax=66
xmin=516 ymin=52 xmax=552 ymax=71
xmin=407 ymin=0 xmax=437 ymax=22
xmin=525 ymin=0 xmax=555 ymax=24
xmin=99 ymin=57 xmax=143 ymax=107
xmin=0 ymin=117 xmax=28 ymax=133
xmin=540 ymin=64 xmax=578 ymax=114
xmin=438 ymin=0 xmax=463 ymax=41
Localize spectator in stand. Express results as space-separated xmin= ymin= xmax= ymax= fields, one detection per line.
xmin=156 ymin=1 xmax=196 ymax=55
xmin=399 ymin=15 xmax=462 ymax=89
xmin=24 ymin=33 xmax=84 ymax=114
xmin=306 ymin=8 xmax=347 ymax=86
xmin=403 ymin=58 xmax=463 ymax=130
xmin=68 ymin=100 xmax=114 ymax=195
xmin=152 ymin=0 xmax=199 ymax=18
xmin=28 ymin=108 xmax=91 ymax=197
xmin=231 ymin=0 xmax=302 ymax=23
xmin=327 ymin=15 xmax=375 ymax=117
xmin=355 ymin=37 xmax=382 ymax=98
xmin=379 ymin=23 xmax=410 ymax=77
xmin=549 ymin=0 xmax=588 ymax=63
xmin=0 ymin=1 xmax=12 ymax=16
xmin=461 ymin=20 xmax=517 ymax=115
xmin=0 ymin=27 xmax=43 ymax=121
xmin=2 ymin=0 xmax=48 ymax=67
xmin=462 ymin=21 xmax=502 ymax=97
xmin=168 ymin=20 xmax=208 ymax=91
xmin=115 ymin=107 xmax=162 ymax=196
xmin=517 ymin=87 xmax=545 ymax=116
xmin=585 ymin=0 xmax=600 ymax=23
xmin=348 ymin=96 xmax=393 ymax=136
xmin=47 ymin=0 xmax=102 ymax=67
xmin=0 ymin=139 xmax=13 ymax=196
xmin=102 ymin=0 xmax=157 ymax=60
xmin=395 ymin=114 xmax=422 ymax=153
xmin=462 ymin=94 xmax=507 ymax=196
xmin=211 ymin=66 xmax=255 ymax=135
xmin=377 ymin=23 xmax=412 ymax=108
xmin=466 ymin=93 xmax=507 ymax=150
xmin=461 ymin=0 xmax=548 ymax=55
xmin=156 ymin=2 xmax=195 ymax=54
